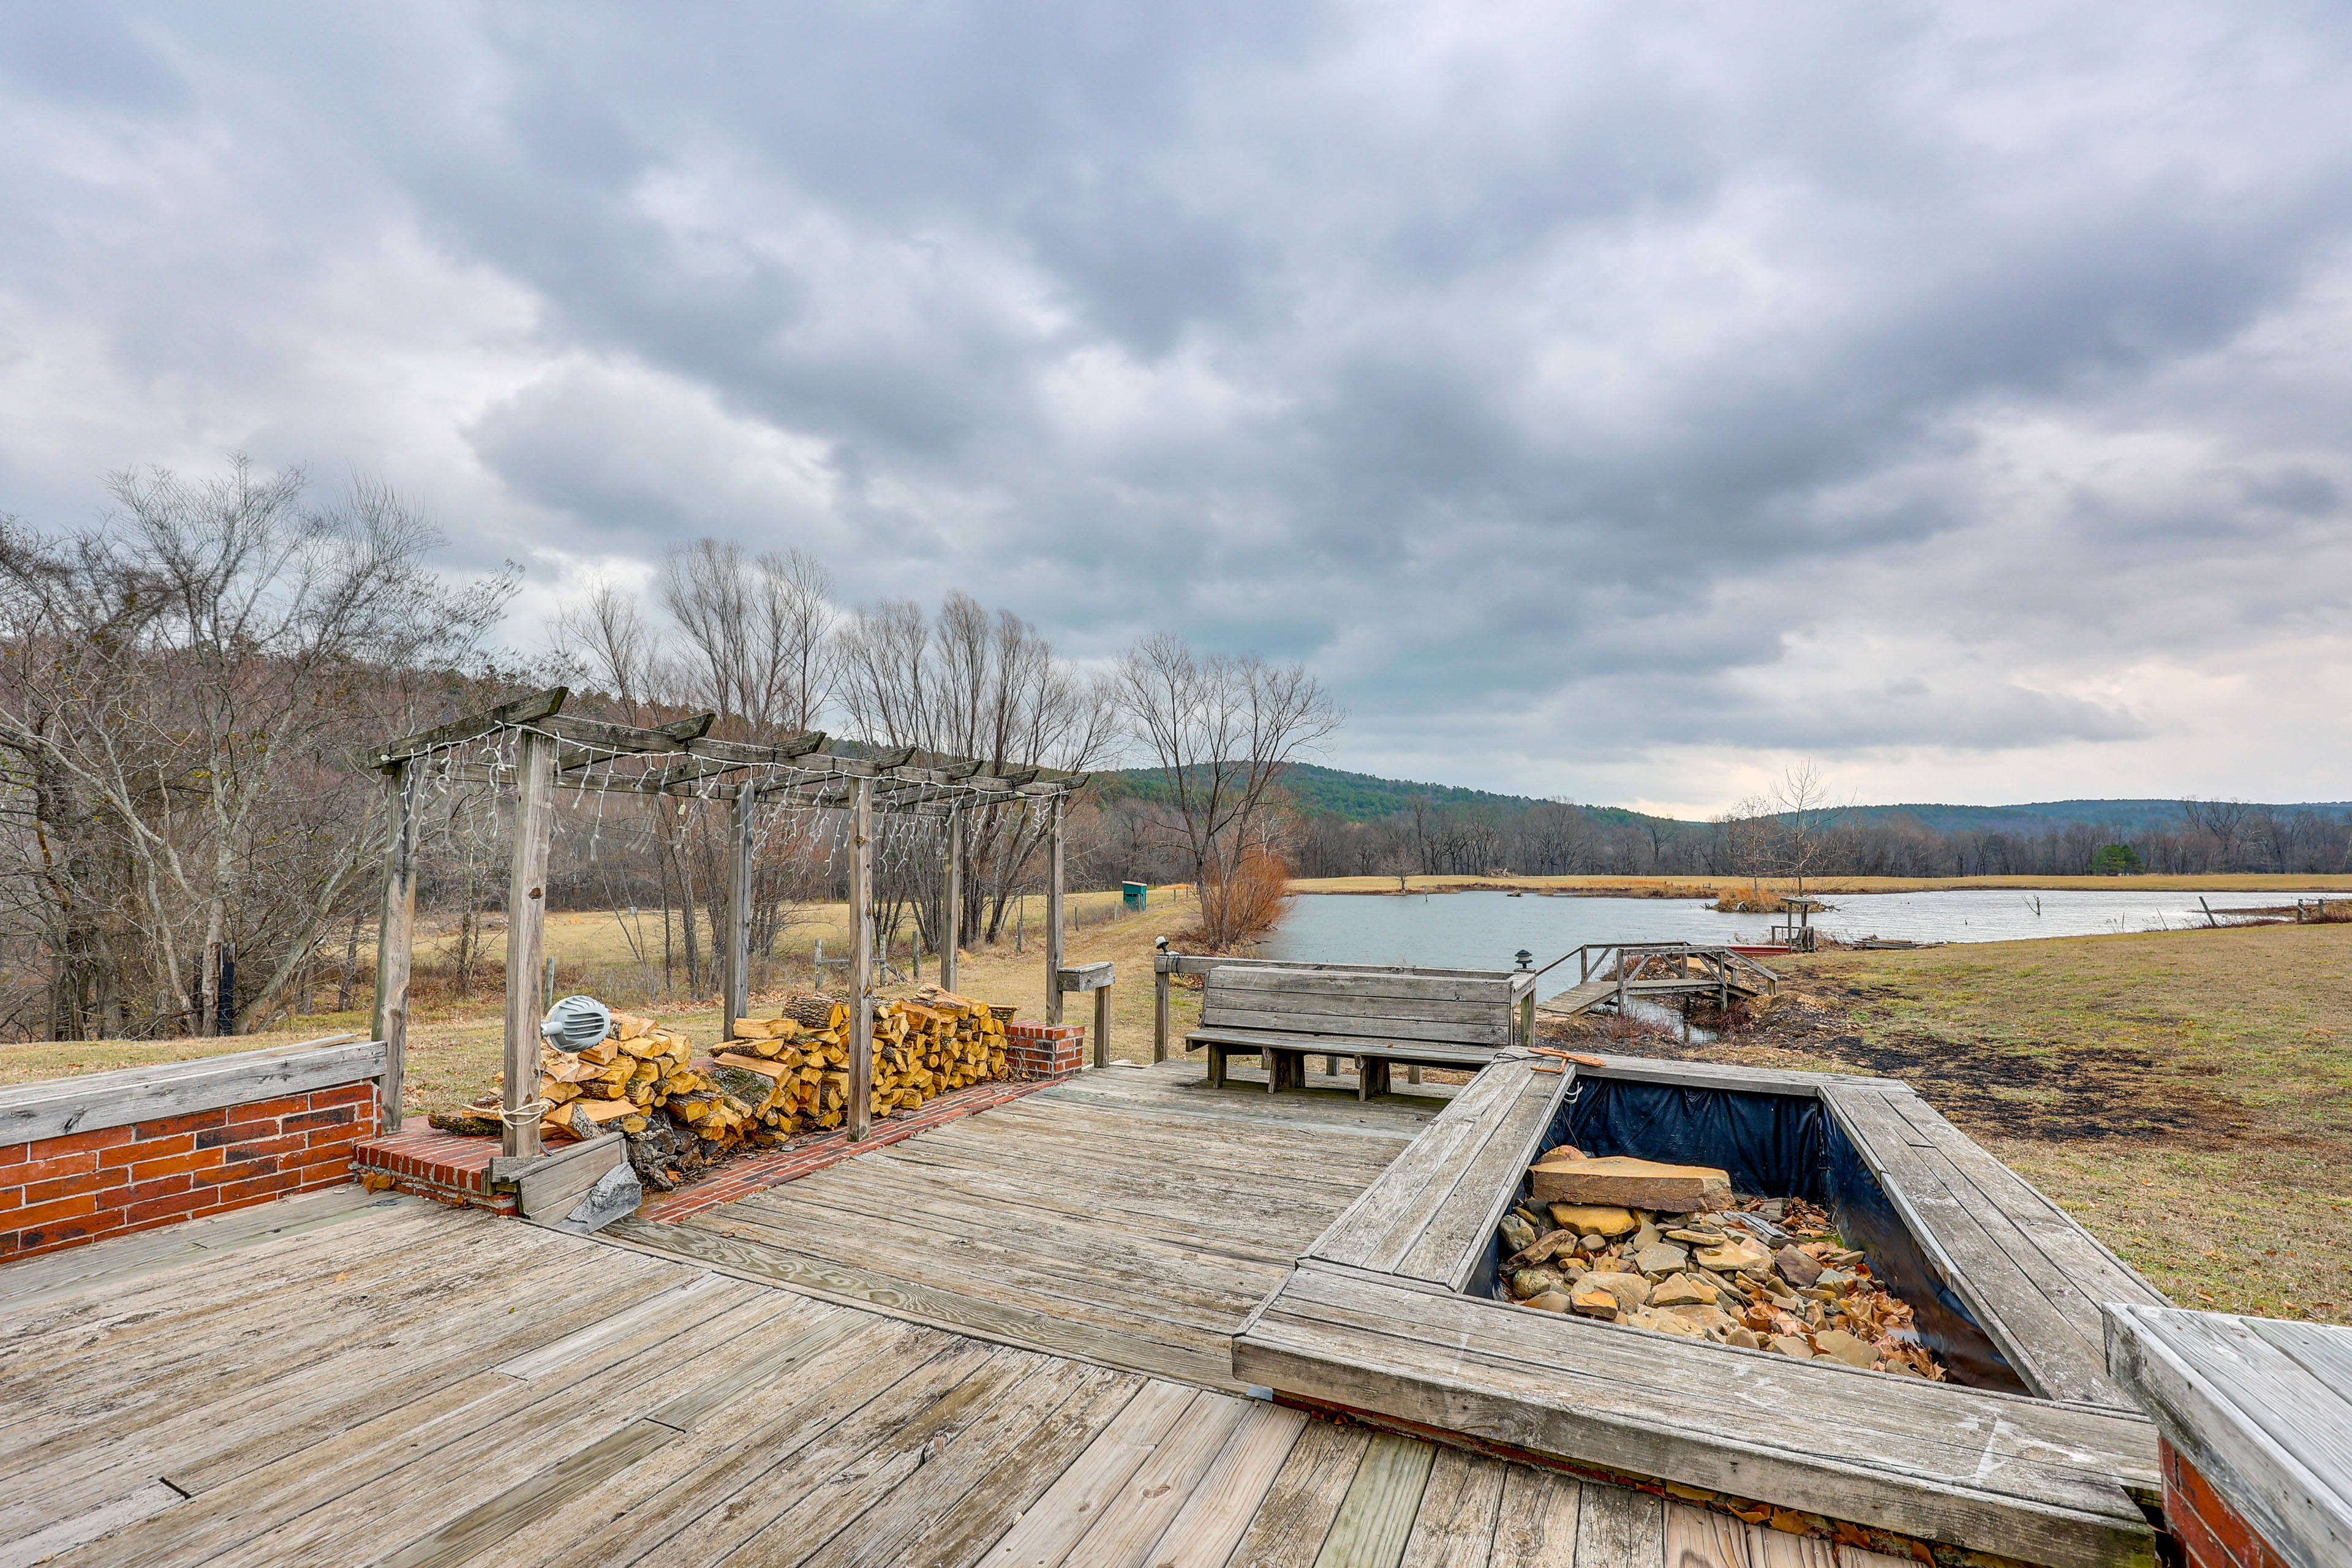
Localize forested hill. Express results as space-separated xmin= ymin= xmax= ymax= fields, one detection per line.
xmin=1101 ymin=764 xmax=2351 ymax=832
xmin=1107 ymin=763 xmax=1659 ymax=827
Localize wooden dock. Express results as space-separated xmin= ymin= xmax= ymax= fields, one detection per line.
xmin=0 ymin=1063 xmax=1868 ymax=1568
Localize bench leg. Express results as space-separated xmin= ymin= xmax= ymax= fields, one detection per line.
xmin=1366 ymin=1060 xmax=1392 ymax=1098
xmin=1267 ymin=1049 xmax=1280 ymax=1093
xmin=1208 ymin=1042 xmax=1224 ymax=1090
xmin=1357 ymin=1058 xmax=1367 ymax=1101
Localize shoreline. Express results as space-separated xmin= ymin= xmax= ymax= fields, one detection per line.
xmin=1289 ymin=873 xmax=2352 ymax=898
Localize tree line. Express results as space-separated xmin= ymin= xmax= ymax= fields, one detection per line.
xmin=1274 ymin=788 xmax=2352 ymax=884
xmin=0 ymin=459 xmax=1333 ymax=1042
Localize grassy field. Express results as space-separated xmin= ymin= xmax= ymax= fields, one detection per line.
xmin=1295 ymin=872 xmax=2352 ymax=895
xmin=1544 ymin=921 xmax=2352 ymax=1324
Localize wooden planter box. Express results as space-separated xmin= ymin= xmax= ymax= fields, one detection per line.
xmin=1232 ymin=1050 xmax=2168 ymax=1568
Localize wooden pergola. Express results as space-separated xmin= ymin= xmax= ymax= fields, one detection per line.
xmin=366 ymin=687 xmax=1091 ymax=1160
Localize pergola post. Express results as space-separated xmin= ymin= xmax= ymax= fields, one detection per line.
xmin=371 ymin=761 xmax=421 ymax=1131
xmin=849 ymin=774 xmax=875 ymax=1141
xmin=1045 ymin=795 xmax=1066 ymax=1027
xmin=941 ymin=810 xmax=962 ymax=993
xmin=1153 ymin=952 xmax=1170 ymax=1065
xmin=722 ymin=785 xmax=754 ymax=1031
xmin=500 ymin=727 xmax=555 ymax=1160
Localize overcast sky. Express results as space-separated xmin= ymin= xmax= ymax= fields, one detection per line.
xmin=3 ymin=3 xmax=2348 ymax=816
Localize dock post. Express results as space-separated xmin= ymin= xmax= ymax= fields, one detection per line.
xmin=850 ymin=775 xmax=874 ymax=1141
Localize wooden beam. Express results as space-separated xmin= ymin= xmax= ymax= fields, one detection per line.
xmin=848 ymin=774 xmax=874 ymax=1141
xmin=1095 ymin=984 xmax=1111 ymax=1070
xmin=374 ymin=687 xmax=567 ymax=769
xmin=0 ymin=1038 xmax=382 ymax=1144
xmin=541 ymin=710 xmax=716 ymax=755
xmin=1046 ymin=794 xmax=1066 ymax=1027
xmin=683 ymin=731 xmax=827 ymax=766
xmin=942 ymin=809 xmax=962 ymax=993
xmin=722 ymin=786 xmax=754 ymax=1028
xmin=371 ymin=761 xmax=421 ymax=1131
xmin=502 ymin=727 xmax=555 ymax=1160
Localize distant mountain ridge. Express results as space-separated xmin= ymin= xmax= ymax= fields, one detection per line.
xmin=1102 ymin=764 xmax=2352 ymax=832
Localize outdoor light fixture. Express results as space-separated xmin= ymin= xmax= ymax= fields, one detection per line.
xmin=1514 ymin=949 xmax=1534 ymax=971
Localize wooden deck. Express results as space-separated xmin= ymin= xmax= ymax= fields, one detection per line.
xmin=607 ymin=1061 xmax=1442 ymax=1390
xmin=0 ymin=1092 xmax=1912 ymax=1568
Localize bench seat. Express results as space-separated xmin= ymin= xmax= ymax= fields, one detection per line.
xmin=1185 ymin=1026 xmax=1499 ymax=1098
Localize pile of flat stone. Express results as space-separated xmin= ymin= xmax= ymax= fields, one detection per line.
xmin=1496 ymin=1146 xmax=1944 ymax=1379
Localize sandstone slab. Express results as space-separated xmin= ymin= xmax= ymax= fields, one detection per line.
xmin=1528 ymin=1154 xmax=1732 ymax=1212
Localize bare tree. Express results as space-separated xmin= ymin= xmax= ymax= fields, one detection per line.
xmin=1766 ymin=763 xmax=1847 ymax=899
xmin=2181 ymin=797 xmax=2252 ymax=872
xmin=660 ymin=540 xmax=837 ymax=739
xmin=1113 ymin=633 xmax=1343 ymax=947
xmin=0 ymin=457 xmax=513 ymax=1037
xmin=550 ymin=582 xmax=668 ymax=720
xmin=837 ymin=591 xmax=1115 ymax=951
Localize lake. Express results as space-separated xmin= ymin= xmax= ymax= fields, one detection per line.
xmin=1259 ymin=888 xmax=2331 ymax=1001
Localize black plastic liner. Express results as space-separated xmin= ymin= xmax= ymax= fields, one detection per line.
xmin=1483 ymin=1074 xmax=2030 ymax=1393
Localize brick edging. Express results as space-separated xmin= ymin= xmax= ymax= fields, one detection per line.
xmin=634 ymin=1077 xmax=1051 ymax=1222
xmin=1 ymin=1081 xmax=379 ymax=1259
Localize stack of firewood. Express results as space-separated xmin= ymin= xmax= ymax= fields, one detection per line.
xmin=714 ymin=986 xmax=1012 ymax=1135
xmin=533 ymin=1010 xmax=701 ymax=1142
xmin=430 ymin=990 xmax=1016 ymax=1193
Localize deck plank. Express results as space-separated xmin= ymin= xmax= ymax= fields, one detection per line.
xmin=1134 ymin=1403 xmax=1310 ymax=1568
xmin=1312 ymin=1431 xmax=1438 ymax=1568
xmin=1825 ymin=1085 xmax=2144 ymax=1406
xmin=1226 ymin=1418 xmax=1376 ymax=1568
xmin=1489 ymin=1469 xmax=1582 ymax=1568
xmin=975 ymin=1380 xmax=1202 ymax=1567
xmin=1575 ymin=1484 xmax=1665 ymax=1568
xmin=1398 ymin=1445 xmax=1507 ymax=1568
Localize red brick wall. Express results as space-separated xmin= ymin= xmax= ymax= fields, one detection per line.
xmin=2163 ymin=1439 xmax=2294 ymax=1568
xmin=1005 ymin=1021 xmax=1087 ymax=1079
xmin=0 ymin=1082 xmax=379 ymax=1260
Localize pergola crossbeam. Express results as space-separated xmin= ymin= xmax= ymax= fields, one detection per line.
xmin=375 ymin=687 xmax=569 ymax=770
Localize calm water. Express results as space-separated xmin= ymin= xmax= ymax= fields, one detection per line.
xmin=1261 ymin=888 xmax=2332 ymax=1002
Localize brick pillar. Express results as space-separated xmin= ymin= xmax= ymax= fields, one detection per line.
xmin=2162 ymin=1439 xmax=2293 ymax=1568
xmin=1005 ymin=1021 xmax=1087 ymax=1079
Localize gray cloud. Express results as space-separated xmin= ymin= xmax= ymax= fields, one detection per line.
xmin=2 ymin=1 xmax=2350 ymax=811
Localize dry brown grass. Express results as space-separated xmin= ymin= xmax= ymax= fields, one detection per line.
xmin=1594 ymin=921 xmax=2352 ymax=1323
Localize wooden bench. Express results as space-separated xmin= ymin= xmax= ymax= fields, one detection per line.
xmin=1188 ymin=965 xmax=1525 ymax=1098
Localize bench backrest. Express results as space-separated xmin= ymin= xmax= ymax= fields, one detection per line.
xmin=1202 ymin=966 xmax=1520 ymax=1049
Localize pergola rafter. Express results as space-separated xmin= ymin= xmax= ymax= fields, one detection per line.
xmin=368 ymin=687 xmax=1090 ymax=1164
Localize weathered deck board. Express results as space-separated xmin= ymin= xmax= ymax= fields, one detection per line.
xmin=1824 ymin=1082 xmax=2166 ymax=1407
xmin=1307 ymin=1052 xmax=1569 ymax=1284
xmin=1235 ymin=1260 xmax=2160 ymax=1568
xmin=604 ymin=1059 xmax=1428 ymax=1387
xmin=0 ymin=1087 xmax=1694 ymax=1568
